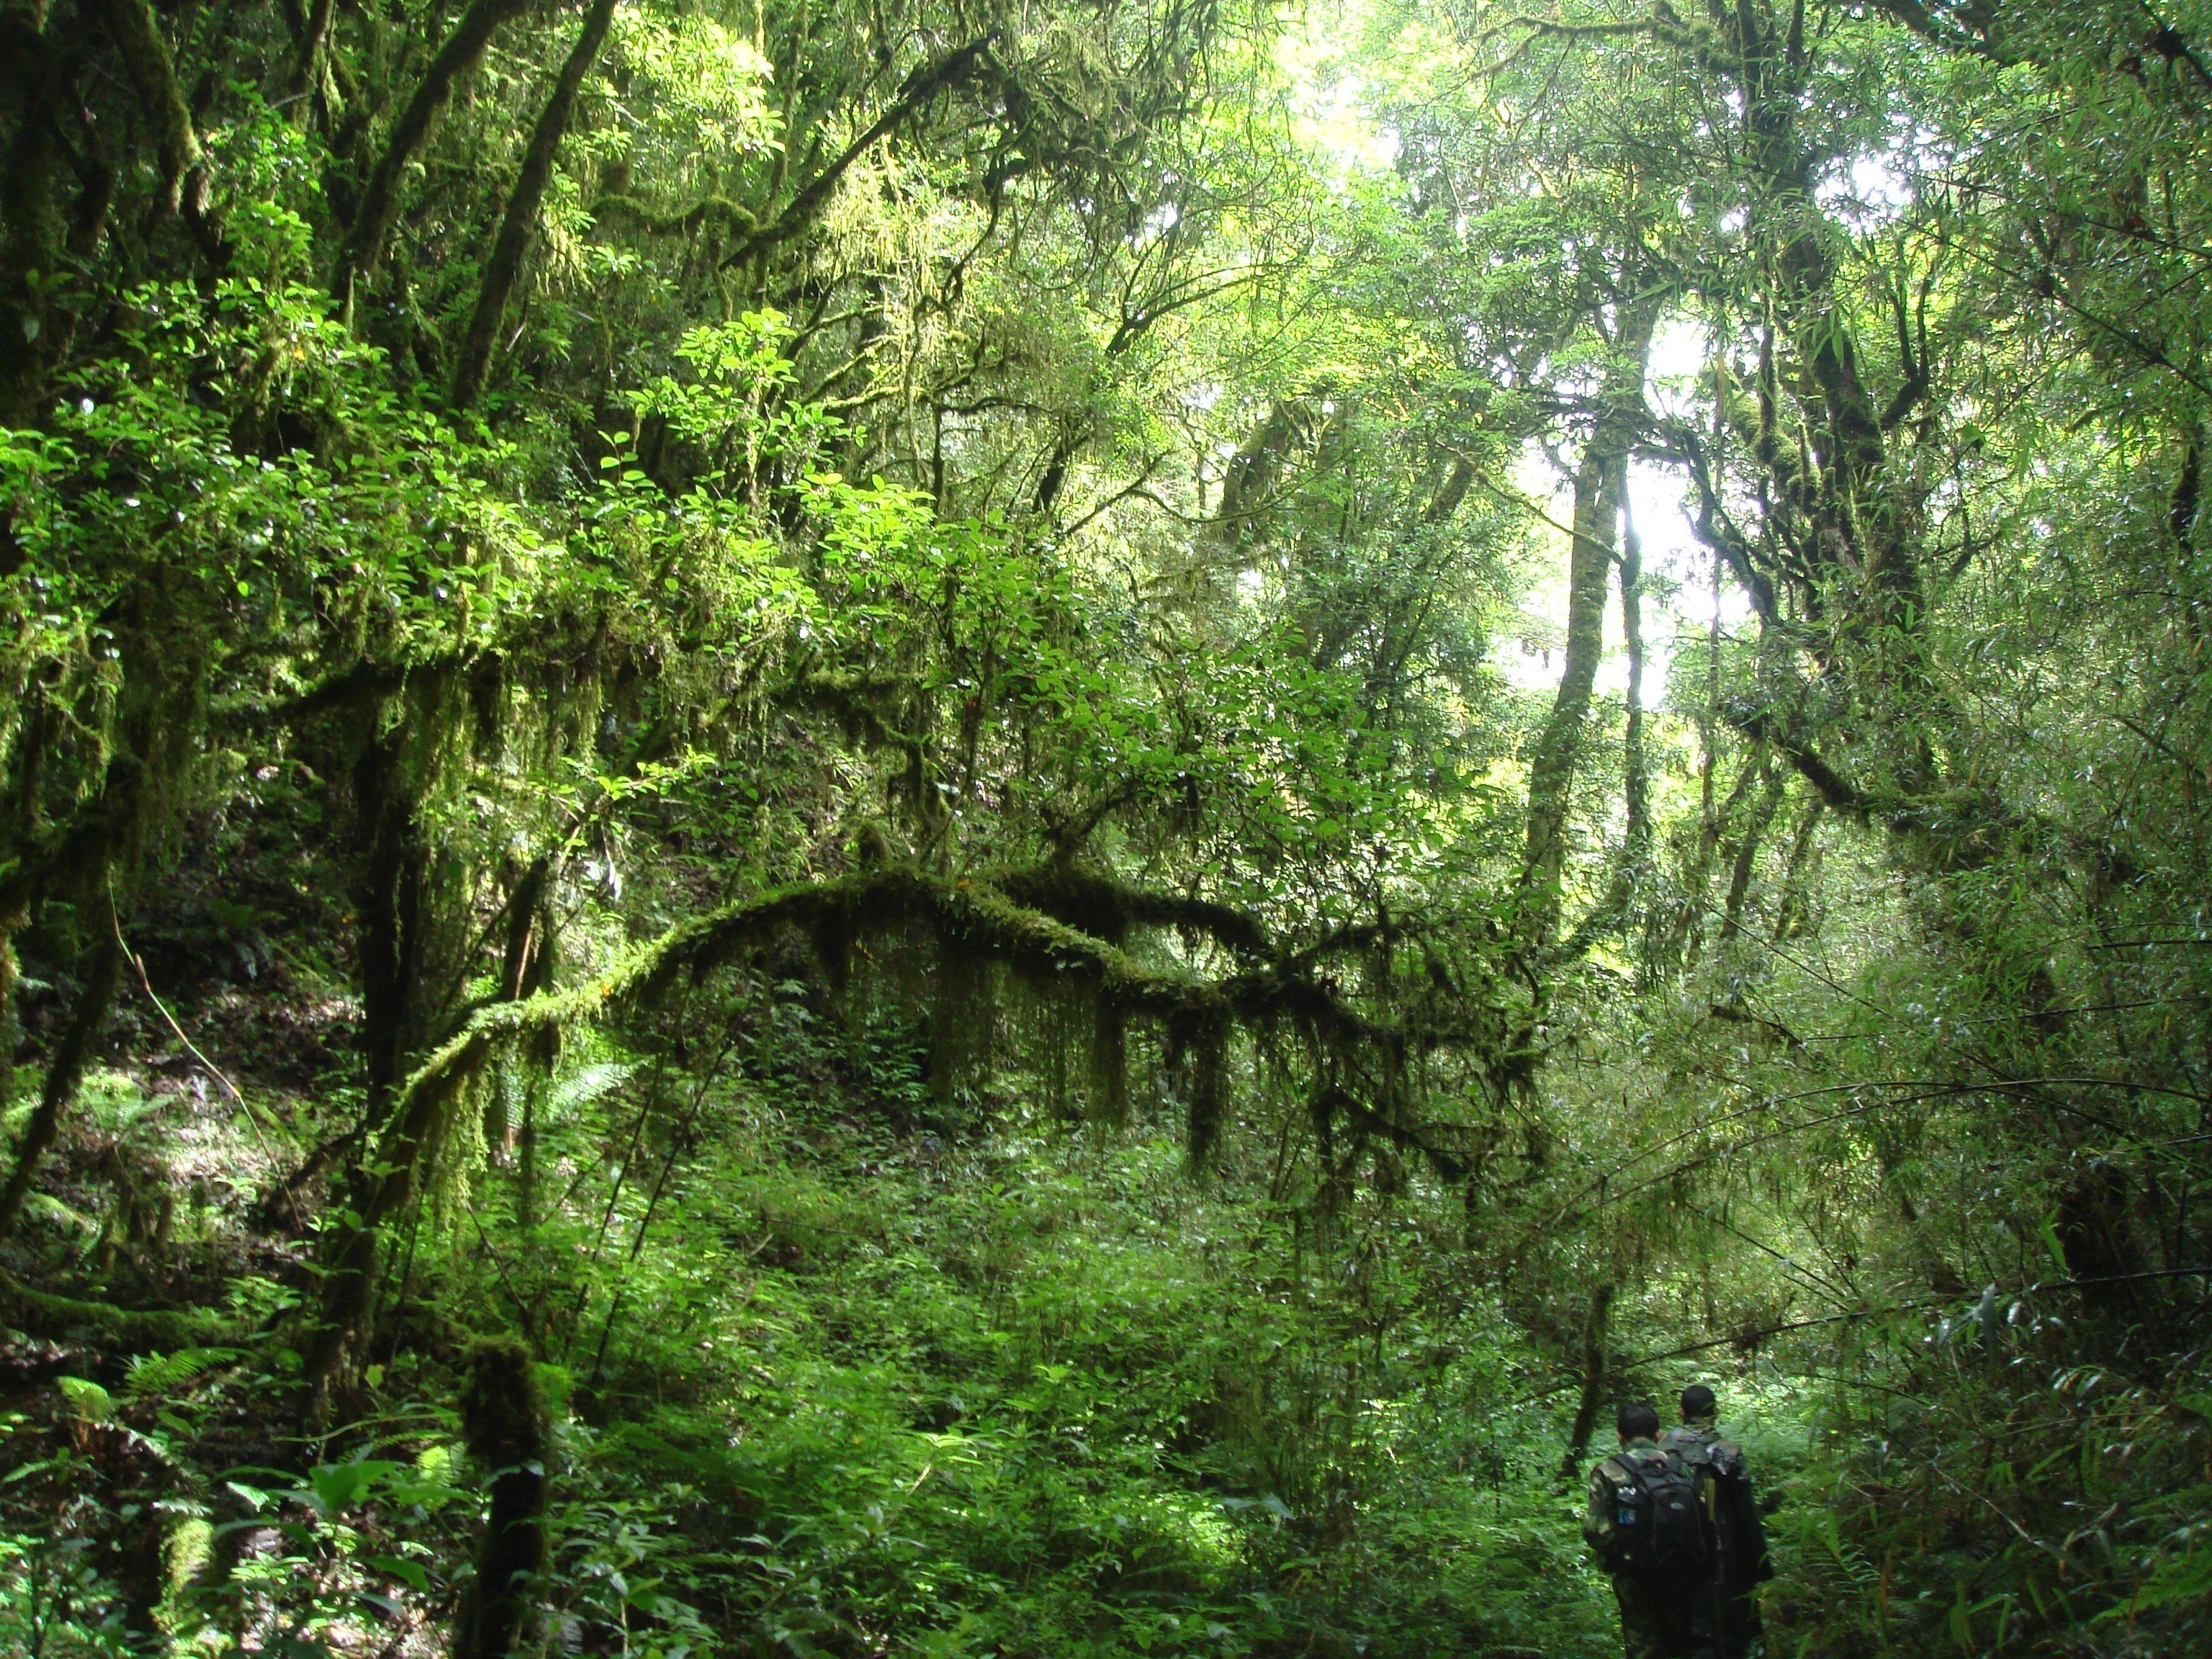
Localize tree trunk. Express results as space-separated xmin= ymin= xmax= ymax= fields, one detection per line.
xmin=0 ymin=9 xmax=65 ymax=426
xmin=0 ymin=936 xmax=122 ymax=1239
xmin=333 ymin=0 xmax=536 ymax=308
xmin=1559 ymin=1280 xmax=1617 ymax=1483
xmin=451 ymin=0 xmax=620 ymax=410
xmin=1519 ymin=302 xmax=1655 ymax=956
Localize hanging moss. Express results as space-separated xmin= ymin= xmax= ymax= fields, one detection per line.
xmin=1181 ymin=1014 xmax=1229 ymax=1168
xmin=305 ymin=860 xmax=1501 ymax=1409
xmin=926 ymin=931 xmax=997 ymax=1107
xmin=809 ymin=903 xmax=855 ymax=1003
xmin=454 ymin=1336 xmax=551 ymax=1659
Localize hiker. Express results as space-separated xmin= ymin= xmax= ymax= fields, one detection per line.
xmin=1583 ymin=1401 xmax=1719 ymax=1659
xmin=1660 ymin=1384 xmax=1773 ymax=1659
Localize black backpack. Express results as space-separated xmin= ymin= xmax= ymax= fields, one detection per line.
xmin=1606 ymin=1449 xmax=1713 ymax=1581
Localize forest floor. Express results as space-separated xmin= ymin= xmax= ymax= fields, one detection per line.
xmin=0 ymin=950 xmax=1827 ymax=1658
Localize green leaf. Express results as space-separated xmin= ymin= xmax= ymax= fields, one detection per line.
xmin=369 ymin=1554 xmax=431 ymax=1592
xmin=307 ymin=1460 xmax=400 ymax=1516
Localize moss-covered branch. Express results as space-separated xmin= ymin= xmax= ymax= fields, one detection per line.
xmin=0 ymin=1269 xmax=241 ymax=1349
xmin=302 ymin=862 xmax=1501 ymax=1416
xmin=589 ymin=194 xmax=757 ymax=239
xmin=333 ymin=0 xmax=534 ymax=305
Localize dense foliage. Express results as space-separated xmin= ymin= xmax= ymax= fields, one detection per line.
xmin=1 ymin=0 xmax=2208 ymax=1654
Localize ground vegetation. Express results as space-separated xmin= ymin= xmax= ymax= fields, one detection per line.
xmin=1 ymin=1 xmax=2208 ymax=1655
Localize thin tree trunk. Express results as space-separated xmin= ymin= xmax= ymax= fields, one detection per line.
xmin=1676 ymin=746 xmax=1766 ymax=972
xmin=451 ymin=0 xmax=619 ymax=410
xmin=1519 ymin=440 xmax=1622 ymax=953
xmin=1615 ymin=459 xmax=1650 ymax=908
xmin=333 ymin=0 xmax=536 ymax=309
xmin=1560 ymin=1280 xmax=1617 ymax=1483
xmin=1770 ymin=800 xmax=1825 ymax=940
xmin=1719 ymin=760 xmax=1787 ymax=942
xmin=1520 ymin=307 xmax=1655 ymax=954
xmin=1561 ymin=457 xmax=1652 ymax=962
xmin=302 ymin=714 xmax=433 ymax=1424
xmin=454 ymin=1338 xmax=551 ymax=1659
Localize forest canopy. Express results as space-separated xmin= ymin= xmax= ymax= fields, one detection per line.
xmin=1 ymin=0 xmax=2208 ymax=1654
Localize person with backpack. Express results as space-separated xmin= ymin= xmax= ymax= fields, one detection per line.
xmin=1660 ymin=1385 xmax=1773 ymax=1659
xmin=1583 ymin=1401 xmax=1720 ymax=1659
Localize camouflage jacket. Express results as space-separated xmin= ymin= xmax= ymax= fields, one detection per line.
xmin=1583 ymin=1437 xmax=1672 ymax=1567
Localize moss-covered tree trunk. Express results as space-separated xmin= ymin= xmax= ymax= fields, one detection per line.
xmin=454 ymin=1337 xmax=551 ymax=1659
xmin=1519 ymin=302 xmax=1657 ymax=957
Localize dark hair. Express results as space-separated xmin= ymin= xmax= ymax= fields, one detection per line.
xmin=1681 ymin=1384 xmax=1717 ymax=1420
xmin=1617 ymin=1401 xmax=1660 ymax=1440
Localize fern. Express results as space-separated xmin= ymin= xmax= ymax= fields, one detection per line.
xmin=122 ymin=1349 xmax=240 ymax=1401
xmin=56 ymin=1377 xmax=113 ymax=1424
xmin=548 ymin=1059 xmax=636 ymax=1115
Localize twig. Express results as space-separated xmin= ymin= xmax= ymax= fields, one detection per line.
xmin=108 ymin=891 xmax=302 ymax=1228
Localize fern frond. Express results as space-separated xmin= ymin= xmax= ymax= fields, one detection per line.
xmin=123 ymin=1347 xmax=242 ymax=1401
xmin=547 ymin=1059 xmax=636 ymax=1115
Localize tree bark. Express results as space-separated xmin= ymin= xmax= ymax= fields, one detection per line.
xmin=451 ymin=0 xmax=619 ymax=410
xmin=333 ymin=0 xmax=536 ymax=309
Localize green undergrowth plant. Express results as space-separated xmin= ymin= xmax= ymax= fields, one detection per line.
xmin=401 ymin=1015 xmax=1636 ymax=1658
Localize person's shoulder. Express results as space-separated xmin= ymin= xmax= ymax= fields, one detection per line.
xmin=1591 ymin=1453 xmax=1634 ymax=1485
xmin=1706 ymin=1437 xmax=1749 ymax=1475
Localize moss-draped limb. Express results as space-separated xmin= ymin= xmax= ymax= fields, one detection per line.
xmin=0 ymin=1269 xmax=242 ymax=1348
xmin=331 ymin=0 xmax=534 ymax=307
xmin=374 ymin=865 xmax=1495 ymax=1118
xmin=589 ymin=194 xmax=756 ymax=239
xmin=719 ymin=32 xmax=999 ymax=273
xmin=992 ymin=863 xmax=1273 ymax=959
xmin=94 ymin=0 xmax=202 ymax=212
xmin=302 ymin=861 xmax=1501 ymax=1413
xmin=451 ymin=0 xmax=620 ymax=410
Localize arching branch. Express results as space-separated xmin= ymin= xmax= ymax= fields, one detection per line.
xmin=720 ymin=32 xmax=999 ymax=272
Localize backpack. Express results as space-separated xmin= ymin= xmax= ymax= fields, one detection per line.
xmin=1604 ymin=1449 xmax=1712 ymax=1582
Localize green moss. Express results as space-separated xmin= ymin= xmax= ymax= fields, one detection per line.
xmin=454 ymin=1336 xmax=551 ymax=1659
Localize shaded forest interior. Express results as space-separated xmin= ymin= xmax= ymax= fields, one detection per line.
xmin=1 ymin=0 xmax=2209 ymax=1653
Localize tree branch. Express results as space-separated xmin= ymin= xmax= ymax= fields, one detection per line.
xmin=720 ymin=32 xmax=999 ymax=271
xmin=333 ymin=0 xmax=535 ymax=307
